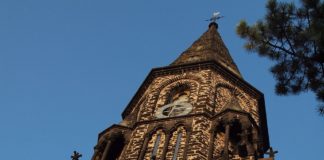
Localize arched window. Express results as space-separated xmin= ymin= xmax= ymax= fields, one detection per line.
xmin=144 ymin=129 xmax=166 ymax=159
xmin=166 ymin=126 xmax=186 ymax=159
xmin=212 ymin=120 xmax=248 ymax=159
xmin=167 ymin=85 xmax=190 ymax=104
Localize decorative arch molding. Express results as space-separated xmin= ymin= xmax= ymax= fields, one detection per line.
xmin=215 ymin=83 xmax=240 ymax=96
xmin=166 ymin=83 xmax=191 ymax=103
xmin=146 ymin=125 xmax=169 ymax=138
xmin=142 ymin=122 xmax=191 ymax=160
xmin=169 ymin=122 xmax=191 ymax=133
xmin=158 ymin=80 xmax=198 ymax=103
xmin=135 ymin=95 xmax=148 ymax=122
xmin=155 ymin=74 xmax=205 ymax=94
xmin=214 ymin=83 xmax=252 ymax=113
xmin=125 ymin=74 xmax=205 ymax=120
xmin=153 ymin=74 xmax=204 ymax=98
xmin=122 ymin=73 xmax=204 ymax=119
xmin=154 ymin=77 xmax=200 ymax=108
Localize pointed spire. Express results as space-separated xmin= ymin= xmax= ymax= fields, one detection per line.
xmin=170 ymin=22 xmax=242 ymax=78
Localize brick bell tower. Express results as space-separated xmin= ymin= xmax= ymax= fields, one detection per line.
xmin=91 ymin=22 xmax=271 ymax=160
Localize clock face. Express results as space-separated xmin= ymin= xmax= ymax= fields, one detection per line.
xmin=155 ymin=101 xmax=193 ymax=118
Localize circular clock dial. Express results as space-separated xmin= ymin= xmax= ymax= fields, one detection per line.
xmin=155 ymin=101 xmax=193 ymax=118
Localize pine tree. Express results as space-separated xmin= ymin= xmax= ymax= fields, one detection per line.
xmin=236 ymin=0 xmax=324 ymax=115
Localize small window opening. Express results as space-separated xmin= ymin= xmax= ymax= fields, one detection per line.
xmin=172 ymin=132 xmax=183 ymax=160
xmin=167 ymin=85 xmax=190 ymax=104
xmin=151 ymin=134 xmax=161 ymax=159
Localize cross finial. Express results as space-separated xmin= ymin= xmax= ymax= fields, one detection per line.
xmin=71 ymin=151 xmax=82 ymax=160
xmin=265 ymin=147 xmax=278 ymax=158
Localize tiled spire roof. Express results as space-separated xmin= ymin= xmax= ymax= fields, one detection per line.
xmin=171 ymin=22 xmax=242 ymax=78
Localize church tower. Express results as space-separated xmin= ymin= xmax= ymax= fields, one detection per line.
xmin=91 ymin=22 xmax=271 ymax=160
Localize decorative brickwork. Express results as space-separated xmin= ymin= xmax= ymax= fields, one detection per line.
xmin=91 ymin=23 xmax=271 ymax=160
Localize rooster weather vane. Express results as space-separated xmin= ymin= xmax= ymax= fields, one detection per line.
xmin=206 ymin=11 xmax=224 ymax=22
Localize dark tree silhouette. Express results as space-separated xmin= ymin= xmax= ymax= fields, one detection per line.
xmin=236 ymin=0 xmax=324 ymax=115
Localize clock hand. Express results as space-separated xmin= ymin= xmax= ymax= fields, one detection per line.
xmin=168 ymin=103 xmax=176 ymax=117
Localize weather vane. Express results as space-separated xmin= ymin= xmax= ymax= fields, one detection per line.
xmin=206 ymin=11 xmax=224 ymax=22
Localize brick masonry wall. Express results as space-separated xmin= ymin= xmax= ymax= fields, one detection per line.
xmin=123 ymin=124 xmax=149 ymax=160
xmin=186 ymin=116 xmax=211 ymax=160
xmin=98 ymin=68 xmax=263 ymax=160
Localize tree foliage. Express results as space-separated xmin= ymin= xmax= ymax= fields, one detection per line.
xmin=236 ymin=0 xmax=324 ymax=115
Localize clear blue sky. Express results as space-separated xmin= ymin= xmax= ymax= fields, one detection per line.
xmin=1 ymin=0 xmax=323 ymax=159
